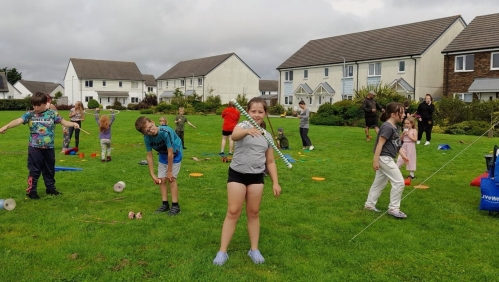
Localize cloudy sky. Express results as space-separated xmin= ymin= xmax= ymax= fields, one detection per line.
xmin=1 ymin=0 xmax=497 ymax=84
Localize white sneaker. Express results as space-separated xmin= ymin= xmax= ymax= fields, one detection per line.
xmin=416 ymin=141 xmax=421 ymax=145
xmin=309 ymin=145 xmax=314 ymax=151
xmin=424 ymin=141 xmax=430 ymax=146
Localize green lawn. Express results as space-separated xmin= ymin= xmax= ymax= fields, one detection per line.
xmin=0 ymin=110 xmax=498 ymax=281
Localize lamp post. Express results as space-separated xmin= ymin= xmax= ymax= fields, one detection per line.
xmin=340 ymin=56 xmax=346 ymax=100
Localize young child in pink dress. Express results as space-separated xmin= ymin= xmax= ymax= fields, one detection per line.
xmin=397 ymin=117 xmax=417 ymax=179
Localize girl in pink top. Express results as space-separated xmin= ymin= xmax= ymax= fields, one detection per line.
xmin=397 ymin=117 xmax=417 ymax=179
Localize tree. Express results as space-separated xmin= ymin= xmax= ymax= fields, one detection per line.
xmin=1 ymin=67 xmax=23 ymax=85
xmin=54 ymin=91 xmax=63 ymax=99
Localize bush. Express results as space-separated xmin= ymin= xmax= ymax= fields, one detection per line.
xmin=444 ymin=121 xmax=492 ymax=136
xmin=127 ymin=103 xmax=139 ymax=110
xmin=87 ymin=99 xmax=99 ymax=109
xmin=310 ymin=101 xmax=364 ymax=126
xmin=0 ymin=98 xmax=31 ymax=110
xmin=140 ymin=109 xmax=153 ymax=114
xmin=156 ymin=102 xmax=176 ymax=114
xmin=269 ymin=104 xmax=284 ymax=115
xmin=56 ymin=105 xmax=73 ymax=110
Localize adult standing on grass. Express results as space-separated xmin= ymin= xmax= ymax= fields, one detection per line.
xmin=135 ymin=116 xmax=183 ymax=216
xmin=219 ymin=101 xmax=240 ymax=156
xmin=364 ymin=102 xmax=409 ymax=219
xmin=174 ymin=107 xmax=196 ymax=149
xmin=415 ymin=94 xmax=435 ymax=146
xmin=362 ymin=91 xmax=384 ymax=141
xmin=213 ymin=97 xmax=282 ymax=266
xmin=0 ymin=92 xmax=79 ymax=199
xmin=66 ymin=101 xmax=85 ymax=149
xmin=296 ymin=100 xmax=314 ymax=150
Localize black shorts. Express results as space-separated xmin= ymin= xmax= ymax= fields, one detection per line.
xmin=222 ymin=130 xmax=233 ymax=136
xmin=228 ymin=167 xmax=264 ymax=185
xmin=365 ymin=116 xmax=379 ymax=128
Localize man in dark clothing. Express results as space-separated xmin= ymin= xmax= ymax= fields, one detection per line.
xmin=361 ymin=91 xmax=384 ymax=141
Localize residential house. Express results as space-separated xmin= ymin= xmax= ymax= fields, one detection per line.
xmin=0 ymin=72 xmax=22 ymax=99
xmin=442 ymin=13 xmax=499 ymax=101
xmin=143 ymin=74 xmax=157 ymax=95
xmin=14 ymin=80 xmax=64 ymax=98
xmin=64 ymin=58 xmax=145 ymax=108
xmin=277 ymin=15 xmax=466 ymax=112
xmin=259 ymin=79 xmax=278 ymax=105
xmin=157 ymin=53 xmax=260 ymax=104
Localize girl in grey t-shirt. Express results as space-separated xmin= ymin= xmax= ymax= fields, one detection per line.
xmin=364 ymin=102 xmax=409 ymax=219
xmin=213 ymin=97 xmax=282 ymax=266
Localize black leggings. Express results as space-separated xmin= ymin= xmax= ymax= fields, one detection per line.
xmin=417 ymin=119 xmax=433 ymax=142
xmin=67 ymin=121 xmax=81 ymax=148
xmin=300 ymin=127 xmax=312 ymax=147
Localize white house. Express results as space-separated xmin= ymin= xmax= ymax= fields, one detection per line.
xmin=143 ymin=74 xmax=157 ymax=95
xmin=259 ymin=79 xmax=278 ymax=105
xmin=0 ymin=72 xmax=22 ymax=99
xmin=277 ymin=15 xmax=466 ymax=112
xmin=14 ymin=80 xmax=64 ymax=98
xmin=63 ymin=58 xmax=145 ymax=108
xmin=156 ymin=53 xmax=260 ymax=104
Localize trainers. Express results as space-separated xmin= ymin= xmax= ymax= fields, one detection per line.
xmin=309 ymin=145 xmax=314 ymax=151
xmin=168 ymin=205 xmax=181 ymax=216
xmin=155 ymin=204 xmax=170 ymax=213
xmin=228 ymin=152 xmax=233 ymax=155
xmin=213 ymin=251 xmax=229 ymax=266
xmin=46 ymin=189 xmax=62 ymax=196
xmin=27 ymin=192 xmax=40 ymax=199
xmin=417 ymin=140 xmax=421 ymax=145
xmin=101 ymin=159 xmax=106 ymax=162
xmin=364 ymin=206 xmax=381 ymax=213
xmin=388 ymin=209 xmax=407 ymax=218
xmin=107 ymin=156 xmax=112 ymax=162
xmin=407 ymin=175 xmax=416 ymax=179
xmin=424 ymin=141 xmax=430 ymax=146
xmin=248 ymin=249 xmax=265 ymax=264
xmin=218 ymin=152 xmax=224 ymax=157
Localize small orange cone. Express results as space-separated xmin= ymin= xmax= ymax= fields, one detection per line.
xmin=404 ymin=178 xmax=411 ymax=186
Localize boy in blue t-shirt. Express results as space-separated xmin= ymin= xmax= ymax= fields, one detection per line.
xmin=0 ymin=92 xmax=79 ymax=199
xmin=135 ymin=116 xmax=183 ymax=216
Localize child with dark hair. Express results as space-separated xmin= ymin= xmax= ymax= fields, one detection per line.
xmin=364 ymin=102 xmax=409 ymax=218
xmin=276 ymin=128 xmax=289 ymax=150
xmin=213 ymin=97 xmax=282 ymax=266
xmin=0 ymin=92 xmax=79 ymax=199
xmin=135 ymin=116 xmax=183 ymax=216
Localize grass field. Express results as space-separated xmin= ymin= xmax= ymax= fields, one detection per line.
xmin=0 ymin=110 xmax=498 ymax=281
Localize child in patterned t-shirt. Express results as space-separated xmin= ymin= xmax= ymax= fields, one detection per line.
xmin=0 ymin=92 xmax=79 ymax=199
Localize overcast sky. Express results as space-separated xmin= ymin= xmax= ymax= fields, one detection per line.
xmin=1 ymin=0 xmax=497 ymax=84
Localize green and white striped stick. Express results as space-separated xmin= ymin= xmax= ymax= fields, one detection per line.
xmin=231 ymin=99 xmax=292 ymax=169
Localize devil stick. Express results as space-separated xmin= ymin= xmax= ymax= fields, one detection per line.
xmin=230 ymin=99 xmax=292 ymax=169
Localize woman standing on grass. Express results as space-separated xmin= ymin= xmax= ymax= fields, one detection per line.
xmin=213 ymin=97 xmax=282 ymax=266
xmin=364 ymin=102 xmax=409 ymax=219
xmin=66 ymin=101 xmax=85 ymax=149
xmin=416 ymin=94 xmax=434 ymax=146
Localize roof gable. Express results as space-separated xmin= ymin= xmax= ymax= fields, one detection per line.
xmin=278 ymin=15 xmax=463 ymax=69
xmin=18 ymin=80 xmax=62 ymax=95
xmin=70 ymin=58 xmax=145 ymax=81
xmin=142 ymin=74 xmax=157 ymax=86
xmin=442 ymin=13 xmax=499 ymax=53
xmin=293 ymin=83 xmax=313 ymax=95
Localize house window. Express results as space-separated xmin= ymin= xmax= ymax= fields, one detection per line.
xmin=181 ymin=80 xmax=185 ymax=87
xmin=159 ymin=81 xmax=163 ymax=89
xmin=103 ymin=81 xmax=106 ymax=87
xmin=85 ymin=96 xmax=93 ymax=102
xmin=148 ymin=87 xmax=153 ymax=92
xmin=454 ymin=93 xmax=473 ymax=102
xmin=131 ymin=97 xmax=139 ymax=103
xmin=344 ymin=65 xmax=353 ymax=77
xmin=368 ymin=63 xmax=381 ymax=76
xmin=309 ymin=97 xmax=312 ymax=104
xmin=119 ymin=81 xmax=123 ymax=87
xmin=285 ymin=71 xmax=293 ymax=81
xmin=399 ymin=61 xmax=406 ymax=72
xmin=455 ymin=54 xmax=474 ymax=71
xmin=342 ymin=95 xmax=353 ymax=100
xmin=304 ymin=69 xmax=308 ymax=79
xmin=318 ymin=96 xmax=322 ymax=105
xmin=166 ymin=81 xmax=169 ymax=87
xmin=198 ymin=78 xmax=203 ymax=86
xmin=8 ymin=96 xmax=13 ymax=99
xmin=108 ymin=98 xmax=110 ymax=102
xmin=284 ymin=96 xmax=293 ymax=105
xmin=324 ymin=68 xmax=329 ymax=77
xmin=85 ymin=80 xmax=93 ymax=87
xmin=190 ymin=79 xmax=193 ymax=86
xmin=131 ymin=82 xmax=138 ymax=88
xmin=492 ymin=52 xmax=499 ymax=69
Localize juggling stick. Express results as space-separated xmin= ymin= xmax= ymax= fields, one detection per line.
xmin=79 ymin=128 xmax=90 ymax=135
xmin=230 ymin=99 xmax=292 ymax=169
xmin=84 ymin=109 xmax=121 ymax=116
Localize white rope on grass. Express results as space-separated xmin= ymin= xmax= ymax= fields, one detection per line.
xmin=349 ymin=119 xmax=499 ymax=242
xmin=230 ymin=99 xmax=292 ymax=169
